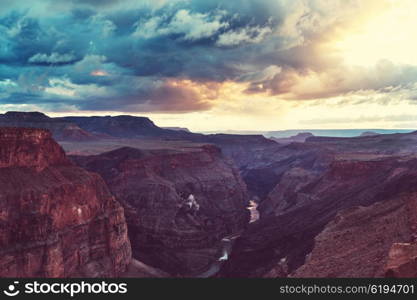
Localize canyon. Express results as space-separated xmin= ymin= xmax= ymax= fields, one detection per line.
xmin=2 ymin=111 xmax=417 ymax=278
xmin=220 ymin=134 xmax=417 ymax=278
xmin=0 ymin=127 xmax=171 ymax=278
xmin=70 ymin=145 xmax=250 ymax=276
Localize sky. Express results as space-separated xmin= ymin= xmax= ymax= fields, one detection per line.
xmin=1 ymin=0 xmax=417 ymax=131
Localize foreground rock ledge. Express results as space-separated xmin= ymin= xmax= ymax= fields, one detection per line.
xmin=0 ymin=127 xmax=132 ymax=277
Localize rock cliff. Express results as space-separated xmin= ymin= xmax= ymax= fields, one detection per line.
xmin=221 ymin=154 xmax=417 ymax=277
xmin=0 ymin=112 xmax=95 ymax=142
xmin=0 ymin=127 xmax=131 ymax=277
xmin=71 ymin=145 xmax=250 ymax=276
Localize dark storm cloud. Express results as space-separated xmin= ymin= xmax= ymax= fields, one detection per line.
xmin=1 ymin=0 xmax=417 ymax=113
xmin=71 ymin=0 xmax=121 ymax=6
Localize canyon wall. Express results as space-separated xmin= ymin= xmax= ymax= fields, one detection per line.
xmin=221 ymin=152 xmax=417 ymax=277
xmin=72 ymin=145 xmax=250 ymax=276
xmin=0 ymin=127 xmax=131 ymax=277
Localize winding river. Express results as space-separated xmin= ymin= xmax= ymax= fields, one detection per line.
xmin=195 ymin=236 xmax=236 ymax=278
xmin=196 ymin=200 xmax=260 ymax=278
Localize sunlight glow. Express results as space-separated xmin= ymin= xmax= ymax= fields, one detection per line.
xmin=334 ymin=0 xmax=417 ymax=67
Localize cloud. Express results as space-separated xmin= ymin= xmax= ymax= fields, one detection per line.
xmin=247 ymin=60 xmax=417 ymax=100
xmin=133 ymin=9 xmax=229 ymax=41
xmin=28 ymin=52 xmax=77 ymax=65
xmin=238 ymin=65 xmax=282 ymax=83
xmin=89 ymin=14 xmax=117 ymax=37
xmin=216 ymin=25 xmax=272 ymax=47
xmin=1 ymin=0 xmax=416 ymax=116
xmin=59 ymin=78 xmax=213 ymax=113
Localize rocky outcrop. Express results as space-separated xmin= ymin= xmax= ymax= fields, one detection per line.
xmin=293 ymin=198 xmax=411 ymax=277
xmin=202 ymin=134 xmax=277 ymax=168
xmin=385 ymin=243 xmax=417 ymax=277
xmin=62 ymin=115 xmax=198 ymax=140
xmin=71 ymin=145 xmax=250 ymax=276
xmin=0 ymin=127 xmax=131 ymax=277
xmin=0 ymin=127 xmax=68 ymax=171
xmin=384 ymin=186 xmax=417 ymax=278
xmin=0 ymin=112 xmax=95 ymax=142
xmin=271 ymin=132 xmax=314 ymax=144
xmin=296 ymin=177 xmax=417 ymax=278
xmin=221 ymin=155 xmax=417 ymax=277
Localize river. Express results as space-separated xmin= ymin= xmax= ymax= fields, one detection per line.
xmin=195 ymin=235 xmax=237 ymax=278
xmin=196 ymin=200 xmax=260 ymax=278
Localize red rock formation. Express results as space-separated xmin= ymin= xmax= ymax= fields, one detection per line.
xmin=384 ymin=189 xmax=417 ymax=277
xmin=293 ymin=198 xmax=412 ymax=277
xmin=0 ymin=112 xmax=97 ymax=142
xmin=385 ymin=243 xmax=417 ymax=277
xmin=0 ymin=127 xmax=68 ymax=171
xmin=221 ymin=154 xmax=417 ymax=277
xmin=297 ymin=185 xmax=417 ymax=278
xmin=0 ymin=127 xmax=131 ymax=277
xmin=71 ymin=145 xmax=250 ymax=276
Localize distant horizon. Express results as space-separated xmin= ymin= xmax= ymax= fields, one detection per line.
xmin=198 ymin=128 xmax=416 ymax=138
xmin=199 ymin=128 xmax=416 ymax=133
xmin=0 ymin=110 xmax=415 ymax=137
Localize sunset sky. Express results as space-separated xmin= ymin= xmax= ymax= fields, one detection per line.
xmin=1 ymin=0 xmax=417 ymax=131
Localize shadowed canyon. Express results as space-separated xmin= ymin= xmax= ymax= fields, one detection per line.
xmin=1 ymin=111 xmax=417 ymax=278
